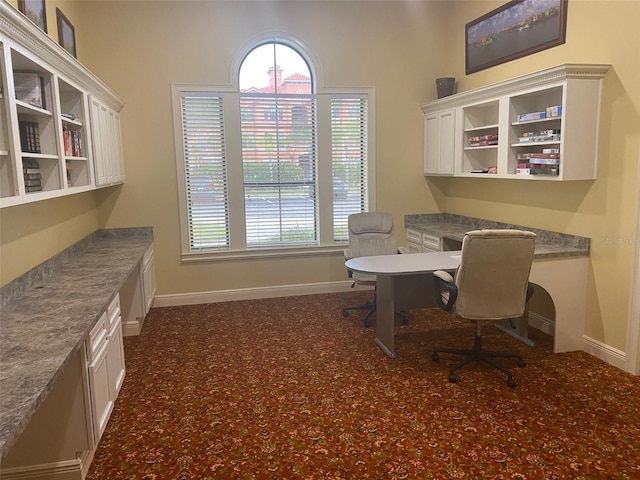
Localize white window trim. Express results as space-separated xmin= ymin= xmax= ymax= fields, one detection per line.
xmin=171 ymin=33 xmax=376 ymax=263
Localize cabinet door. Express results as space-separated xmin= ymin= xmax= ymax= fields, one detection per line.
xmin=90 ymin=96 xmax=124 ymax=187
xmin=107 ymin=317 xmax=126 ymax=399
xmin=438 ymin=110 xmax=455 ymax=174
xmin=142 ymin=252 xmax=156 ymax=314
xmin=424 ymin=109 xmax=455 ymax=175
xmin=88 ymin=342 xmax=113 ymax=443
xmin=108 ymin=109 xmax=125 ymax=183
xmin=90 ymin=97 xmax=107 ymax=185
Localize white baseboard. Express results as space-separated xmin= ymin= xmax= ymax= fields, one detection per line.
xmin=529 ymin=312 xmax=626 ymax=370
xmin=0 ymin=458 xmax=82 ymax=479
xmin=122 ymin=317 xmax=145 ymax=337
xmin=528 ymin=311 xmax=555 ymax=336
xmin=153 ymin=280 xmax=370 ymax=307
xmin=582 ymin=335 xmax=626 ymax=370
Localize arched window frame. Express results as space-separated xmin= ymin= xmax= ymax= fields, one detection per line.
xmin=172 ymin=32 xmax=375 ymax=261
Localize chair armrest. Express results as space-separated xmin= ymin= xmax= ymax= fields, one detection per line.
xmin=344 ymin=248 xmax=354 ymax=260
xmin=433 ymin=270 xmax=457 ymax=311
xmin=398 ymin=246 xmax=409 ymax=254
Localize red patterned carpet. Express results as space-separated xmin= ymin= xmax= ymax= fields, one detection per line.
xmin=87 ymin=292 xmax=640 ymax=479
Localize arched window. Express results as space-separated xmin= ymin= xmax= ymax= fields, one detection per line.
xmin=239 ymin=42 xmax=317 ymax=247
xmin=173 ymin=35 xmax=372 ymax=257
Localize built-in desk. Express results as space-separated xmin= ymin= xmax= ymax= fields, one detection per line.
xmin=0 ymin=228 xmax=154 ymax=477
xmin=341 ymin=214 xmax=587 ymax=358
xmin=401 ymin=214 xmax=590 ymax=354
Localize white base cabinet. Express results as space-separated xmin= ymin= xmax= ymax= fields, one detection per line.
xmin=421 ymin=64 xmax=610 ymax=181
xmin=120 ymin=244 xmax=156 ymax=336
xmin=86 ymin=295 xmax=125 ymax=444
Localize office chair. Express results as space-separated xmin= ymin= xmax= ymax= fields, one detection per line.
xmin=342 ymin=212 xmax=406 ymax=327
xmin=431 ymin=229 xmax=536 ymax=387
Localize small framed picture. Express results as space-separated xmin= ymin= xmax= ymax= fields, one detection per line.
xmin=18 ymin=0 xmax=47 ymax=33
xmin=56 ymin=8 xmax=76 ymax=58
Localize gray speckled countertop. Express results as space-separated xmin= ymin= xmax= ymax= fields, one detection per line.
xmin=405 ymin=213 xmax=590 ymax=258
xmin=0 ymin=227 xmax=153 ymax=458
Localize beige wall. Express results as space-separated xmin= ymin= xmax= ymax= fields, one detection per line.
xmin=73 ymin=0 xmax=447 ymax=295
xmin=1 ymin=1 xmax=639 ymax=354
xmin=432 ymin=0 xmax=640 ymax=351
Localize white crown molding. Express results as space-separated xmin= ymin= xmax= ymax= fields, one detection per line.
xmin=0 ymin=2 xmax=124 ymax=111
xmin=421 ymin=63 xmax=610 ymax=113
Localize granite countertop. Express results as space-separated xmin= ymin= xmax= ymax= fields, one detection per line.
xmin=405 ymin=213 xmax=590 ymax=259
xmin=0 ymin=228 xmax=154 ymax=458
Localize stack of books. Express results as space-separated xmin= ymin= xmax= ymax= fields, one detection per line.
xmin=515 ymin=149 xmax=560 ymax=176
xmin=62 ymin=127 xmax=83 ymax=157
xmin=23 ymin=160 xmax=42 ymax=192
xmin=18 ymin=121 xmax=41 ymax=153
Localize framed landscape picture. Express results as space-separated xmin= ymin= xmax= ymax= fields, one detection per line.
xmin=18 ymin=0 xmax=47 ymax=33
xmin=465 ymin=0 xmax=568 ymax=74
xmin=56 ymin=8 xmax=76 ymax=58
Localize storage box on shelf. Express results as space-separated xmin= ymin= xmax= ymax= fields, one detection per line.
xmin=420 ymin=64 xmax=609 ymax=181
xmin=0 ymin=2 xmax=124 ymax=208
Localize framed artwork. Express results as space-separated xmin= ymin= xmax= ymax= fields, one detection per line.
xmin=56 ymin=8 xmax=76 ymax=58
xmin=18 ymin=0 xmax=47 ymax=33
xmin=465 ymin=0 xmax=568 ymax=75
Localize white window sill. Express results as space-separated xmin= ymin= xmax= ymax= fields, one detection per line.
xmin=181 ymin=244 xmax=346 ymax=263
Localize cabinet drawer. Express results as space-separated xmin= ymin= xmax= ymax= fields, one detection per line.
xmin=88 ymin=312 xmax=108 ymax=361
xmin=107 ymin=295 xmax=121 ymax=329
xmin=422 ymin=233 xmax=442 ymax=251
xmin=406 ymin=228 xmax=422 ymax=245
xmin=143 ymin=244 xmax=154 ymax=268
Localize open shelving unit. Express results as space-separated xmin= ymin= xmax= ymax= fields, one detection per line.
xmin=421 ymin=64 xmax=610 ymax=181
xmin=0 ymin=1 xmax=125 ymax=209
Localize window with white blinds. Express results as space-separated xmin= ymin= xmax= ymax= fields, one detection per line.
xmin=331 ymin=95 xmax=368 ymax=242
xmin=179 ymin=91 xmax=229 ymax=250
xmin=240 ymin=93 xmax=318 ymax=247
xmin=172 ymin=36 xmax=374 ymax=258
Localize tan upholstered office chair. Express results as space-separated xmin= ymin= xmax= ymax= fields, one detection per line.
xmin=342 ymin=212 xmax=406 ymax=327
xmin=431 ymin=229 xmax=536 ymax=387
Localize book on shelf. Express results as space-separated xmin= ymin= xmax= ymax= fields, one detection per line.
xmin=25 ymin=185 xmax=43 ymax=192
xmin=24 ymin=178 xmax=42 ymax=187
xmin=62 ymin=127 xmax=83 ymax=157
xmin=14 ymin=72 xmax=44 ymax=109
xmin=22 ymin=160 xmax=40 ymax=170
xmin=24 ymin=172 xmax=42 ymax=180
xmin=18 ymin=121 xmax=41 ymax=154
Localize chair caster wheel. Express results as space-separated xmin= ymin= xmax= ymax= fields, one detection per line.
xmin=448 ymin=373 xmax=458 ymax=383
xmin=364 ymin=320 xmax=371 ymax=328
xmin=342 ymin=310 xmax=349 ymax=318
xmin=517 ymin=359 xmax=526 ymax=368
xmin=431 ymin=352 xmax=439 ymax=362
xmin=507 ymin=377 xmax=517 ymax=388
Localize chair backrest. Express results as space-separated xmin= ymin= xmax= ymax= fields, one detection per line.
xmin=455 ymin=229 xmax=536 ymax=321
xmin=348 ymin=212 xmax=398 ymax=257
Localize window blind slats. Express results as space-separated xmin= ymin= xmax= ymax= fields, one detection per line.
xmin=181 ymin=93 xmax=229 ymax=250
xmin=331 ymin=96 xmax=368 ymax=242
xmin=240 ymin=94 xmax=318 ymax=247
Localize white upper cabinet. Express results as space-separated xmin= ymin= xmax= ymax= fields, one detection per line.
xmin=0 ymin=2 xmax=124 ymax=208
xmin=421 ymin=64 xmax=610 ymax=181
xmin=424 ymin=109 xmax=455 ymax=175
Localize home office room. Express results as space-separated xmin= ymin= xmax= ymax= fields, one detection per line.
xmin=1 ymin=0 xmax=639 ymax=478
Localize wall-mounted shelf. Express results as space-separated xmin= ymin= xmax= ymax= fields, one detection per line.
xmin=0 ymin=2 xmax=125 ymax=208
xmin=421 ymin=64 xmax=610 ymax=181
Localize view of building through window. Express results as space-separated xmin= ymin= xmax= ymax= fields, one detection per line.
xmin=176 ymin=38 xmax=369 ymax=253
